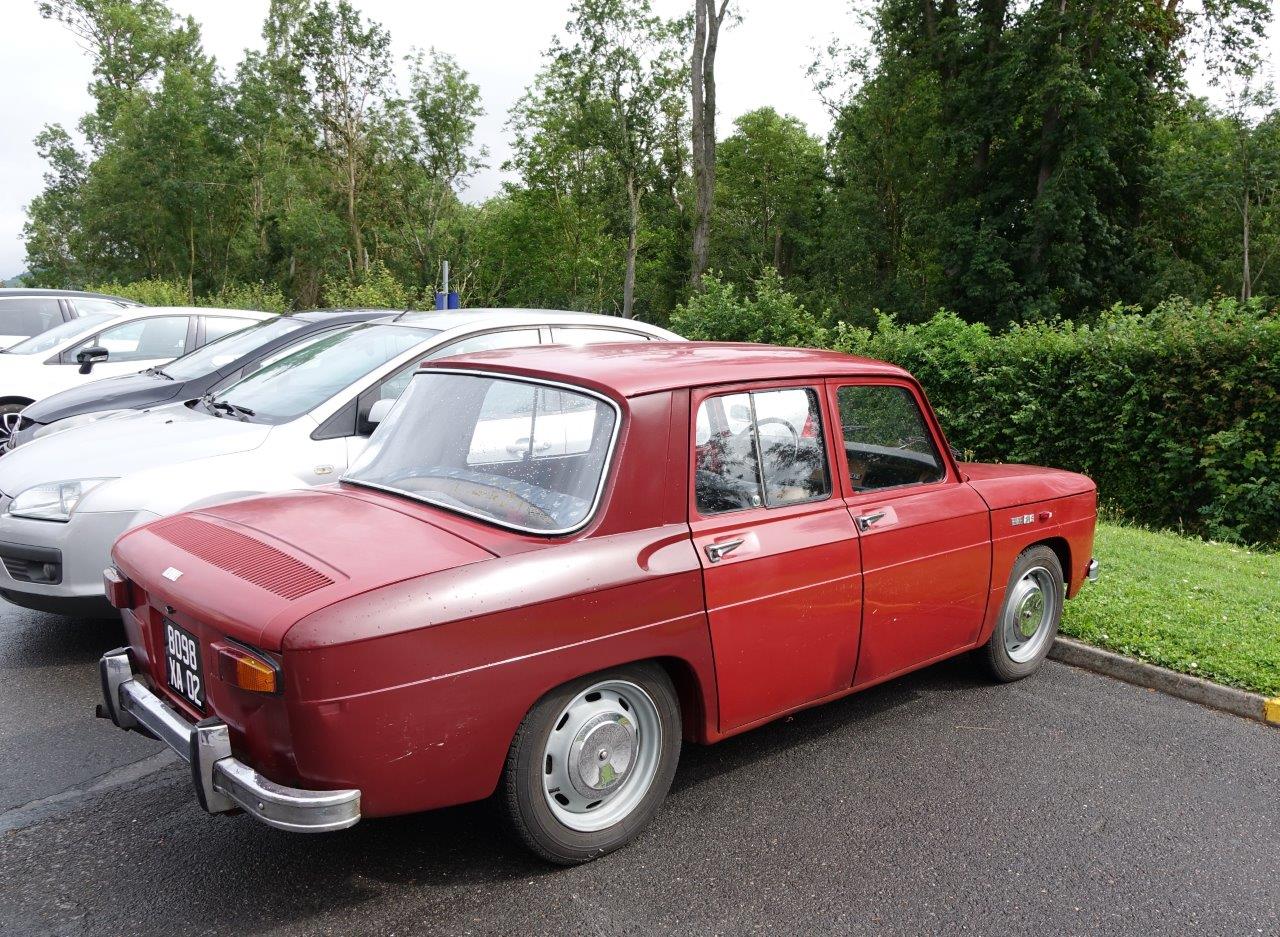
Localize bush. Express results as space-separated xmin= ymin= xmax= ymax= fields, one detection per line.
xmin=320 ymin=261 xmax=421 ymax=310
xmin=203 ymin=281 xmax=288 ymax=313
xmin=87 ymin=277 xmax=191 ymax=306
xmin=671 ymin=268 xmax=829 ymax=347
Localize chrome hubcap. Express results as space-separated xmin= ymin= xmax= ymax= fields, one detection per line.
xmin=1002 ymin=566 xmax=1060 ymax=664
xmin=543 ymin=679 xmax=661 ymax=832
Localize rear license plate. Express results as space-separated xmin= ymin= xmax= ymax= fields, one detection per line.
xmin=164 ymin=619 xmax=205 ymax=710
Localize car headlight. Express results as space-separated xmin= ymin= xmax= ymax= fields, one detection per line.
xmin=31 ymin=409 xmax=130 ymax=441
xmin=8 ymin=478 xmax=115 ymax=522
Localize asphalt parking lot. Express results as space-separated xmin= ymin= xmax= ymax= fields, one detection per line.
xmin=1 ymin=602 xmax=1276 ymax=937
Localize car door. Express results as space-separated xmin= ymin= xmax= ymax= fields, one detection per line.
xmin=689 ymin=383 xmax=862 ymax=733
xmin=63 ymin=315 xmax=194 ymax=378
xmin=827 ymin=380 xmax=991 ymax=688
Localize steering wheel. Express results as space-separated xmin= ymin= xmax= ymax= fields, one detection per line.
xmin=754 ymin=417 xmax=800 ymax=465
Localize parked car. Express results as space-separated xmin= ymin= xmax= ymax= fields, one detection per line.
xmin=0 ymin=311 xmax=678 ymax=615
xmin=96 ymin=342 xmax=1099 ymax=863
xmin=4 ymin=309 xmax=393 ymax=452
xmin=0 ymin=288 xmax=137 ymax=351
xmin=0 ymin=305 xmax=271 ymax=430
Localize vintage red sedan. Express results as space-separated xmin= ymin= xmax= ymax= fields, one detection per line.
xmin=98 ymin=343 xmax=1098 ymax=863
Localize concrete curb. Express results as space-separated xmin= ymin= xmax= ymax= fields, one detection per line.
xmin=1049 ymin=636 xmax=1280 ymax=728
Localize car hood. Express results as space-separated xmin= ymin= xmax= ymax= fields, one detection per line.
xmin=112 ymin=487 xmax=497 ymax=651
xmin=20 ymin=372 xmax=186 ymax=424
xmin=0 ymin=403 xmax=270 ymax=497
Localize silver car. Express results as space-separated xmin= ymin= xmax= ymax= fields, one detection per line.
xmin=0 ymin=309 xmax=679 ymax=615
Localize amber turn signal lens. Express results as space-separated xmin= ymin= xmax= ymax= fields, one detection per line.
xmin=216 ymin=644 xmax=281 ymax=694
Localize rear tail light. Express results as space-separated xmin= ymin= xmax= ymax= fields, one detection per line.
xmin=103 ymin=566 xmax=134 ymax=609
xmin=216 ymin=643 xmax=282 ymax=695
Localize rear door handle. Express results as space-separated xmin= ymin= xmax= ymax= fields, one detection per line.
xmin=704 ymin=538 xmax=745 ymax=563
xmin=856 ymin=510 xmax=886 ymax=532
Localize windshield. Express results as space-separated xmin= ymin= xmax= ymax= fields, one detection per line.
xmin=5 ymin=312 xmax=120 ymax=355
xmin=344 ymin=372 xmax=619 ymax=534
xmin=163 ymin=316 xmax=303 ymax=380
xmin=212 ymin=323 xmax=436 ymax=423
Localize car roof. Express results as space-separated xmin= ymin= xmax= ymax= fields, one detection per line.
xmin=428 ymin=342 xmax=912 ymax=397
xmin=0 ymin=288 xmax=137 ymax=303
xmin=289 ymin=309 xmax=395 ymax=323
xmin=390 ymin=308 xmax=680 ymax=338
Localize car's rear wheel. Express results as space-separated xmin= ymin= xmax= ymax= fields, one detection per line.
xmin=983 ymin=545 xmax=1064 ymax=682
xmin=499 ymin=662 xmax=681 ymax=864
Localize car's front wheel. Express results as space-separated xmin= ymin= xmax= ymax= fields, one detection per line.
xmin=983 ymin=545 xmax=1064 ymax=682
xmin=499 ymin=662 xmax=681 ymax=864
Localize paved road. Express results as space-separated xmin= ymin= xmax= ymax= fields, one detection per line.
xmin=0 ymin=602 xmax=1276 ymax=937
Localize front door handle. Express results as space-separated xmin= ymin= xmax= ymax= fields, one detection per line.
xmin=705 ymin=538 xmax=745 ymax=563
xmin=856 ymin=510 xmax=886 ymax=532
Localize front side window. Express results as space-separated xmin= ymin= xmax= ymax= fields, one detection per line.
xmin=346 ymin=372 xmax=618 ymax=534
xmin=0 ymin=298 xmax=63 ymax=338
xmin=836 ymin=384 xmax=945 ymax=491
xmin=5 ymin=312 xmax=118 ymax=355
xmin=695 ymin=387 xmax=830 ymax=515
xmin=69 ymin=316 xmax=191 ymax=362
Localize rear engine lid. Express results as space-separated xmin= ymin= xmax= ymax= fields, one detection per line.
xmin=113 ymin=488 xmax=496 ymax=651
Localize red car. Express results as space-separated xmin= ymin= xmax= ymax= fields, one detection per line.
xmin=98 ymin=343 xmax=1098 ymax=863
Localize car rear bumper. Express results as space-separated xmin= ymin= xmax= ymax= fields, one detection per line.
xmin=97 ymin=648 xmax=361 ymax=833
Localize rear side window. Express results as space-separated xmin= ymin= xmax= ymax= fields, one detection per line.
xmin=550 ymin=326 xmax=651 ymax=345
xmin=836 ymin=385 xmax=945 ymax=491
xmin=202 ymin=316 xmax=253 ymax=344
xmin=0 ymin=298 xmax=62 ymax=338
xmin=695 ymin=387 xmax=830 ymax=515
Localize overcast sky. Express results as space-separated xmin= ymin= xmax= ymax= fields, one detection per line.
xmin=0 ymin=0 xmax=1274 ymax=278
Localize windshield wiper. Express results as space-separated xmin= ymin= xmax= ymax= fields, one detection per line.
xmin=200 ymin=394 xmax=255 ymax=420
xmin=143 ymin=366 xmax=174 ymax=380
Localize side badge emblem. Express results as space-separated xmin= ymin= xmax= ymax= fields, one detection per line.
xmin=162 ymin=567 xmax=183 ymax=582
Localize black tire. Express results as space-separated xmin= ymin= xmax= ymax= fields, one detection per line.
xmin=499 ymin=662 xmax=681 ymax=865
xmin=982 ymin=545 xmax=1064 ymax=682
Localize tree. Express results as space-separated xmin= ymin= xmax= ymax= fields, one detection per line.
xmin=715 ymin=108 xmax=825 ymax=281
xmin=690 ymin=0 xmax=729 ymax=287
xmin=512 ymin=0 xmax=688 ymax=318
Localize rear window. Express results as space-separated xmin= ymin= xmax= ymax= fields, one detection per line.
xmin=345 ymin=372 xmax=618 ymax=534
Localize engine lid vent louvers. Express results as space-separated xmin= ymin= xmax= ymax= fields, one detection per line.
xmin=150 ymin=516 xmax=334 ymax=601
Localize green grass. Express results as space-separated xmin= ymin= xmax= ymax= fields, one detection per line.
xmin=1061 ymin=523 xmax=1280 ymax=697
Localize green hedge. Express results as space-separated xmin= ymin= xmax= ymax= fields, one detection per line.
xmin=675 ymin=278 xmax=1280 ymax=546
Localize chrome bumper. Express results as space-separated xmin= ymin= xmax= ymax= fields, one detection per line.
xmin=97 ymin=649 xmax=360 ymax=833
xmin=1086 ymin=557 xmax=1100 ymax=582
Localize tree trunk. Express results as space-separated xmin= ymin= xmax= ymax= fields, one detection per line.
xmin=690 ymin=0 xmax=728 ymax=288
xmin=623 ymin=171 xmax=640 ymax=319
xmin=1241 ymin=193 xmax=1251 ymax=301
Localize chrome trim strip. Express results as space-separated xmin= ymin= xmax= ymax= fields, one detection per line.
xmin=99 ymin=650 xmax=361 ymax=833
xmin=342 ymin=368 xmax=623 ymax=538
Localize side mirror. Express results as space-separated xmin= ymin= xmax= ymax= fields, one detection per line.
xmin=366 ymin=398 xmax=395 ymax=427
xmin=729 ymin=403 xmax=751 ymax=423
xmin=76 ymin=345 xmax=109 ymax=374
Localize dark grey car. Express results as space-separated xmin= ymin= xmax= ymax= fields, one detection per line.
xmin=5 ymin=309 xmax=392 ymax=450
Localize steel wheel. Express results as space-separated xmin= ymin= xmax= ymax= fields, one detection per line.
xmin=541 ymin=679 xmax=662 ymax=833
xmin=1001 ymin=566 xmax=1060 ymax=664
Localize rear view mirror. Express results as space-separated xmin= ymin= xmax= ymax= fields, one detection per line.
xmin=366 ymin=398 xmax=395 ymax=427
xmin=76 ymin=345 xmax=109 ymax=374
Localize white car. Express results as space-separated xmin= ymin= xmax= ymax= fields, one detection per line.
xmin=0 ymin=309 xmax=680 ymax=615
xmin=0 ymin=288 xmax=137 ymax=349
xmin=0 ymin=305 xmax=272 ymax=426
